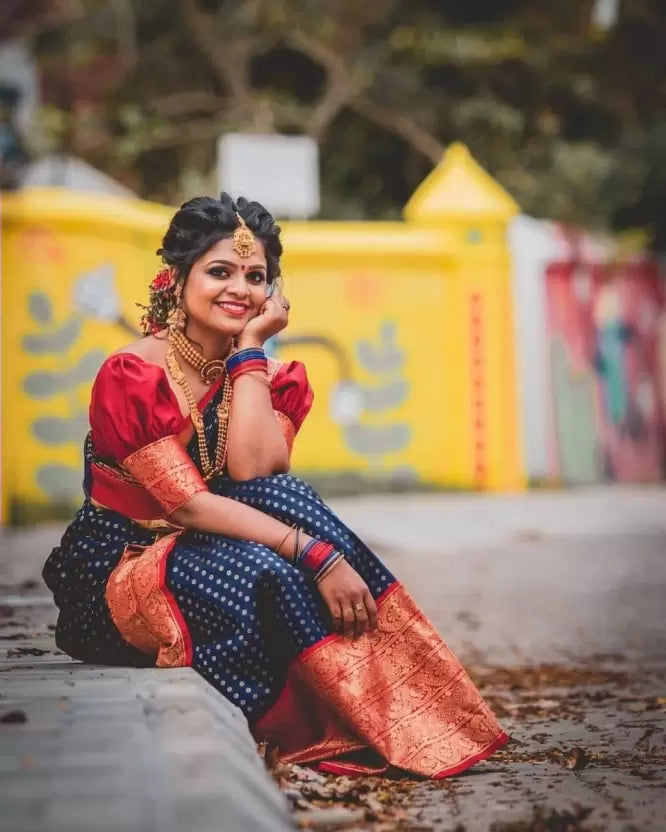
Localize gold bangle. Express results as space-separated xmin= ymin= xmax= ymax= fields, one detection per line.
xmin=275 ymin=526 xmax=295 ymax=557
xmin=315 ymin=553 xmax=345 ymax=584
xmin=293 ymin=527 xmax=303 ymax=562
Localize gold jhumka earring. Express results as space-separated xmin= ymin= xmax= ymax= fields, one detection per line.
xmin=233 ymin=213 xmax=257 ymax=258
xmin=166 ymin=274 xmax=186 ymax=331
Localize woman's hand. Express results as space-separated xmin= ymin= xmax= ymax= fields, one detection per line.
xmin=316 ymin=559 xmax=378 ymax=638
xmin=237 ymin=289 xmax=290 ymax=349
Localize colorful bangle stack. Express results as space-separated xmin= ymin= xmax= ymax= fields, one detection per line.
xmin=226 ymin=347 xmax=268 ymax=382
xmin=297 ymin=538 xmax=345 ymax=583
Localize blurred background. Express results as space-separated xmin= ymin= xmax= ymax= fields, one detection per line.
xmin=1 ymin=0 xmax=665 ymax=524
xmin=2 ymin=6 xmax=666 ymax=830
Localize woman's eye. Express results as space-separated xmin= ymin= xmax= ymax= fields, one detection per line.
xmin=248 ymin=271 xmax=266 ymax=284
xmin=208 ymin=267 xmax=228 ymax=278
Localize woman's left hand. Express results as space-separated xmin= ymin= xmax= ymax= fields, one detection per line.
xmin=316 ymin=559 xmax=378 ymax=639
xmin=237 ymin=290 xmax=290 ymax=349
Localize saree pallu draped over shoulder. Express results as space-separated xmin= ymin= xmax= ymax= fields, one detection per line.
xmin=43 ymin=353 xmax=508 ymax=778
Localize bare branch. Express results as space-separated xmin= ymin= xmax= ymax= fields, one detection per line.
xmin=177 ymin=0 xmax=252 ymax=109
xmin=286 ymin=30 xmax=362 ymax=140
xmin=349 ymin=96 xmax=444 ymax=164
xmin=148 ymin=90 xmax=227 ymax=117
xmin=110 ymin=0 xmax=138 ymax=75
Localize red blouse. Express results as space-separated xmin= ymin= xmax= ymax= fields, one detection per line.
xmin=88 ymin=352 xmax=313 ymax=522
xmin=90 ymin=353 xmax=313 ymax=463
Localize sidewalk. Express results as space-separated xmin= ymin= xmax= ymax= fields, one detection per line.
xmin=0 ymin=528 xmax=294 ymax=832
xmin=2 ymin=486 xmax=665 ymax=831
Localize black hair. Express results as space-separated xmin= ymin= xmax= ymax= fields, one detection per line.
xmin=157 ymin=192 xmax=282 ymax=284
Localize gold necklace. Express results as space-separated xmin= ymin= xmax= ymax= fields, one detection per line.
xmin=165 ymin=330 xmax=233 ymax=481
xmin=168 ymin=327 xmax=232 ymax=385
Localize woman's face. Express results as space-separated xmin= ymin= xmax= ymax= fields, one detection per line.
xmin=182 ymin=236 xmax=269 ymax=337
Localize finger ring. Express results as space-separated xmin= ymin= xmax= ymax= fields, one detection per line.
xmin=354 ymin=603 xmax=364 ymax=612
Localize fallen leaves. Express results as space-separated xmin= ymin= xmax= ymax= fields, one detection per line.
xmin=471 ymin=664 xmax=629 ymax=692
xmin=260 ymin=752 xmax=427 ymax=831
xmin=490 ymin=805 xmax=595 ymax=832
xmin=563 ymin=747 xmax=590 ymax=771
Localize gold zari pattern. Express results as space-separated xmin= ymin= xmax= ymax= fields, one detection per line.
xmin=105 ymin=532 xmax=190 ymax=668
xmin=261 ymin=584 xmax=506 ymax=777
xmin=122 ymin=436 xmax=207 ymax=514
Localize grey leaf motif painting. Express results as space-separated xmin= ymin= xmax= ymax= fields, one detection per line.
xmin=72 ymin=262 xmax=122 ymax=322
xmin=24 ymin=351 xmax=106 ymax=398
xmin=23 ymin=292 xmax=82 ymax=355
xmin=356 ymin=321 xmax=405 ymax=374
xmin=341 ymin=320 xmax=412 ymax=467
xmin=343 ymin=424 xmax=411 ymax=456
xmin=72 ymin=262 xmax=139 ymax=334
xmin=37 ymin=465 xmax=84 ymax=501
xmin=33 ymin=411 xmax=90 ymax=445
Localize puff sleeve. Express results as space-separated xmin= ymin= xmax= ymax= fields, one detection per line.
xmin=90 ymin=354 xmax=184 ymax=462
xmin=269 ymin=361 xmax=314 ymax=453
xmin=89 ymin=354 xmax=207 ymax=515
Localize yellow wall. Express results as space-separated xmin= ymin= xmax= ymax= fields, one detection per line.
xmin=0 ymin=143 xmax=524 ymax=523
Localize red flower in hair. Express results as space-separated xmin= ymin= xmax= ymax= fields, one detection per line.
xmin=137 ymin=267 xmax=179 ymax=336
xmin=151 ymin=268 xmax=173 ymax=292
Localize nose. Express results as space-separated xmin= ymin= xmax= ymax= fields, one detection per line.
xmin=224 ymin=270 xmax=249 ymax=298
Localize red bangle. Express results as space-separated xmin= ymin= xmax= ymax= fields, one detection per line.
xmin=301 ymin=540 xmax=335 ymax=572
xmin=228 ymin=358 xmax=268 ymax=382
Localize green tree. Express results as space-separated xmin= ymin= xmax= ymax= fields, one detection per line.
xmin=6 ymin=0 xmax=666 ymax=246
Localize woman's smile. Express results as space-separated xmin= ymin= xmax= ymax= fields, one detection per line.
xmin=214 ymin=300 xmax=251 ymax=318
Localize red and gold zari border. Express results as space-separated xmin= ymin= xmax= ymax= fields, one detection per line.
xmin=273 ymin=410 xmax=296 ymax=455
xmin=254 ymin=582 xmax=508 ymax=779
xmin=105 ymin=532 xmax=192 ymax=668
xmin=123 ymin=435 xmax=207 ymax=515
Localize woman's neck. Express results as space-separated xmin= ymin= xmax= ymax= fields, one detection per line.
xmin=183 ymin=322 xmax=233 ymax=360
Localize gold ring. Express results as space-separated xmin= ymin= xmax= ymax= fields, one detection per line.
xmin=354 ymin=603 xmax=364 ymax=612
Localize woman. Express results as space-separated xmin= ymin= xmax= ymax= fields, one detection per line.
xmin=43 ymin=194 xmax=508 ymax=778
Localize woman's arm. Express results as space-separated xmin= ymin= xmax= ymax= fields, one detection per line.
xmin=171 ymin=491 xmax=377 ymax=637
xmin=172 ymin=489 xmax=302 ymax=549
xmin=225 ymin=368 xmax=290 ymax=480
xmin=224 ymin=289 xmax=292 ymax=480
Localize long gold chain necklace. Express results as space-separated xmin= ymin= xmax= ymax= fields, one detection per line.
xmin=165 ymin=329 xmax=233 ymax=481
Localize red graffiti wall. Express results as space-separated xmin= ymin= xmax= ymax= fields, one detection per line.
xmin=546 ymin=258 xmax=666 ymax=483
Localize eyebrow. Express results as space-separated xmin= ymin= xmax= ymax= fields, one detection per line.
xmin=205 ymin=258 xmax=266 ymax=271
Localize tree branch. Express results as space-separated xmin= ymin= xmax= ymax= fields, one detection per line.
xmin=177 ymin=0 xmax=252 ymax=108
xmin=110 ymin=0 xmax=138 ymax=76
xmin=287 ymin=29 xmax=360 ymax=140
xmin=349 ymin=96 xmax=444 ymax=164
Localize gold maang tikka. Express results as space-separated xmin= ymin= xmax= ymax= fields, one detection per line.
xmin=233 ymin=213 xmax=257 ymax=258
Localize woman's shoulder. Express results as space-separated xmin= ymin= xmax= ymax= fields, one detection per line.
xmin=90 ymin=335 xmax=182 ymax=460
xmin=97 ymin=335 xmax=169 ymax=383
xmin=107 ymin=333 xmax=169 ymax=365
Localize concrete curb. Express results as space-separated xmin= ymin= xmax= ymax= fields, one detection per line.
xmin=1 ymin=645 xmax=294 ymax=832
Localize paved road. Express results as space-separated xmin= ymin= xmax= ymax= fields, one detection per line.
xmin=1 ymin=485 xmax=665 ymax=831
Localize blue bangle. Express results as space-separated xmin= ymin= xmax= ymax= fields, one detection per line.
xmin=296 ymin=538 xmax=317 ymax=568
xmin=226 ymin=348 xmax=266 ymax=372
xmin=314 ymin=552 xmax=344 ymax=583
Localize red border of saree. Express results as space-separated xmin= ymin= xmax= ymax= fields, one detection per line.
xmin=105 ymin=532 xmax=193 ymax=668
xmin=253 ymin=582 xmax=508 ymax=778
